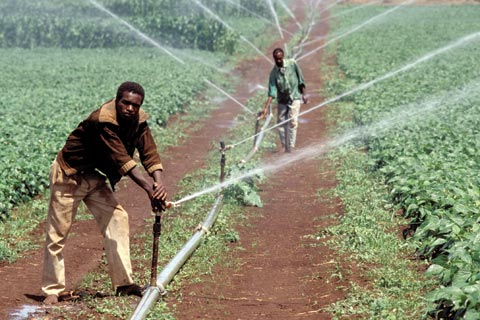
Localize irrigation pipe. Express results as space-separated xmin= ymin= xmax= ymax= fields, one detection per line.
xmin=240 ymin=111 xmax=274 ymax=164
xmin=129 ymin=3 xmax=319 ymax=316
xmin=130 ymin=108 xmax=274 ymax=320
xmin=130 ymin=194 xmax=224 ymax=319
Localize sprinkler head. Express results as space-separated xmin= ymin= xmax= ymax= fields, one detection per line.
xmin=219 ymin=144 xmax=233 ymax=152
xmin=165 ymin=201 xmax=177 ymax=209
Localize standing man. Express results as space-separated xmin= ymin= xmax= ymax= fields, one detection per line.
xmin=42 ymin=81 xmax=167 ymax=304
xmin=259 ymin=48 xmax=308 ymax=152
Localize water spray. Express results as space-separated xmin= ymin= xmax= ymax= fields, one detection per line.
xmin=223 ymin=0 xmax=294 ymax=36
xmin=233 ymin=29 xmax=480 ymax=148
xmin=291 ymin=0 xmax=320 ymax=58
xmin=88 ymin=0 xmax=259 ymax=115
xmin=167 ymin=78 xmax=480 ymax=209
xmin=164 ymin=29 xmax=480 ymax=209
xmin=267 ymin=0 xmax=284 ymax=39
xmin=297 ymin=0 xmax=416 ymax=62
xmin=203 ymin=78 xmax=255 ymax=114
xmin=276 ymin=0 xmax=303 ymax=30
xmin=88 ymin=0 xmax=185 ymax=65
xmin=195 ymin=0 xmax=273 ymax=64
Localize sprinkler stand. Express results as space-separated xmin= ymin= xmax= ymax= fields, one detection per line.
xmin=253 ymin=117 xmax=260 ymax=147
xmin=220 ymin=141 xmax=226 ymax=183
xmin=284 ymin=104 xmax=291 ymax=153
xmin=284 ymin=121 xmax=291 ymax=153
xmin=149 ymin=211 xmax=162 ymax=287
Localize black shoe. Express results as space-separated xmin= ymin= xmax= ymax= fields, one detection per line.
xmin=115 ymin=284 xmax=145 ymax=297
xmin=43 ymin=294 xmax=59 ymax=305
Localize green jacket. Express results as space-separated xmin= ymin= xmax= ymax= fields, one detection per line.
xmin=57 ymin=99 xmax=163 ymax=187
xmin=268 ymin=58 xmax=306 ymax=104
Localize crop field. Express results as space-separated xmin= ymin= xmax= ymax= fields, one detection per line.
xmin=0 ymin=0 xmax=274 ymax=221
xmin=0 ymin=0 xmax=271 ymax=265
xmin=0 ymin=48 xmax=226 ymax=218
xmin=3 ymin=0 xmax=480 ymax=319
xmin=327 ymin=3 xmax=480 ymax=318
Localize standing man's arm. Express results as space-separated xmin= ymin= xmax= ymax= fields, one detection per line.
xmin=295 ymin=62 xmax=308 ymax=104
xmin=259 ymin=71 xmax=277 ymax=120
xmin=259 ymin=96 xmax=273 ymax=120
xmin=300 ymin=83 xmax=308 ymax=104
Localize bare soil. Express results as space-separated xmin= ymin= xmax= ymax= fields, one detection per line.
xmin=171 ymin=3 xmax=350 ymax=320
xmin=1 ymin=1 xmax=350 ymax=319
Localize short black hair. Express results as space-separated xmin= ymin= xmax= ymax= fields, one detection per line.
xmin=272 ymin=47 xmax=284 ymax=57
xmin=116 ymin=81 xmax=145 ymax=103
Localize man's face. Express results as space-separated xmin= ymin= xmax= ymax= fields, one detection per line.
xmin=274 ymin=51 xmax=284 ymax=68
xmin=116 ymin=91 xmax=142 ymax=122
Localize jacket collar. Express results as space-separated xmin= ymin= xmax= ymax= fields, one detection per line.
xmin=98 ymin=99 xmax=149 ymax=125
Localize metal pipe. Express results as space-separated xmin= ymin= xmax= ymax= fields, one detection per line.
xmin=220 ymin=141 xmax=226 ymax=182
xmin=157 ymin=194 xmax=223 ymax=288
xmin=255 ymin=112 xmax=273 ymax=150
xmin=284 ymin=110 xmax=291 ymax=153
xmin=130 ymin=194 xmax=224 ymax=320
xmin=149 ymin=213 xmax=161 ymax=287
xmin=241 ymin=111 xmax=273 ymax=164
xmin=130 ymin=286 xmax=162 ymax=319
xmin=131 ymin=100 xmax=271 ymax=319
xmin=253 ymin=118 xmax=260 ymax=147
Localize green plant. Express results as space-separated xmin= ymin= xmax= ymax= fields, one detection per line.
xmin=325 ymin=3 xmax=480 ymax=317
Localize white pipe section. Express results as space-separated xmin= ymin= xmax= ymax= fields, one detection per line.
xmin=130 ymin=108 xmax=273 ymax=319
xmin=130 ymin=195 xmax=224 ymax=320
xmin=240 ymin=112 xmax=274 ymax=164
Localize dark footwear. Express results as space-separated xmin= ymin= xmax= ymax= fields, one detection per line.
xmin=43 ymin=294 xmax=59 ymax=305
xmin=115 ymin=284 xmax=145 ymax=297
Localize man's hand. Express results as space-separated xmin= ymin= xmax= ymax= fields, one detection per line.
xmin=127 ymin=167 xmax=168 ymax=212
xmin=302 ymin=94 xmax=308 ymax=104
xmin=259 ymin=97 xmax=273 ymax=120
xmin=152 ymin=182 xmax=167 ymax=200
xmin=257 ymin=110 xmax=267 ymax=120
xmin=150 ymin=182 xmax=167 ymax=212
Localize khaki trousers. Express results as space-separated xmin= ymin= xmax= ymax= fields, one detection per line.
xmin=277 ymin=99 xmax=301 ymax=148
xmin=42 ymin=158 xmax=134 ymax=296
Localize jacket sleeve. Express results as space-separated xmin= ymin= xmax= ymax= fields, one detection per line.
xmin=136 ymin=122 xmax=163 ymax=175
xmin=97 ymin=122 xmax=137 ymax=176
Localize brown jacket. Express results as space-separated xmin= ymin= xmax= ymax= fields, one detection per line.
xmin=57 ymin=99 xmax=163 ymax=187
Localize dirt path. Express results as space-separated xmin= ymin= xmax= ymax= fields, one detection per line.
xmin=172 ymin=3 xmax=348 ymax=320
xmin=0 ymin=1 xmax=327 ymax=319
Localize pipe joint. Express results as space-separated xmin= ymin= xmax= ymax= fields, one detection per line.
xmin=165 ymin=201 xmax=177 ymax=209
xmin=219 ymin=144 xmax=233 ymax=153
xmin=156 ymin=284 xmax=168 ymax=296
xmin=195 ymin=223 xmax=210 ymax=235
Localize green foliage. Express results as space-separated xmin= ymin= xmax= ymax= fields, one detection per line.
xmin=328 ymin=4 xmax=480 ymax=318
xmin=223 ymin=163 xmax=264 ymax=207
xmin=0 ymin=47 xmax=224 ymax=224
xmin=0 ymin=0 xmax=272 ymax=53
xmin=323 ymin=148 xmax=432 ymax=319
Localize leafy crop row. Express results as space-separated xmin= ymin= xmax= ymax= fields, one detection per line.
xmin=0 ymin=0 xmax=272 ymax=53
xmin=0 ymin=47 xmax=226 ymax=220
xmin=328 ymin=5 xmax=480 ymax=318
